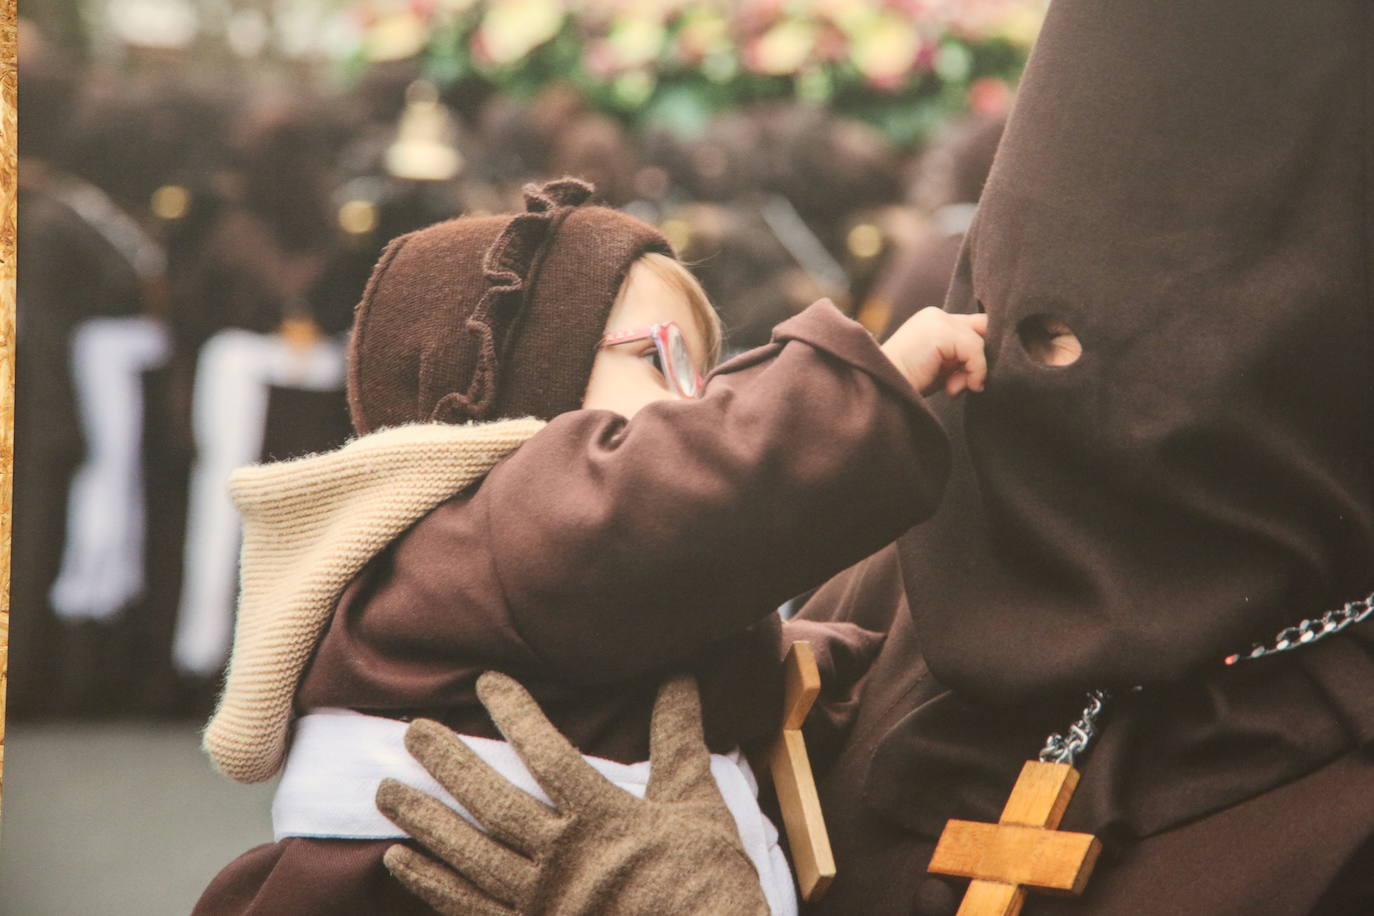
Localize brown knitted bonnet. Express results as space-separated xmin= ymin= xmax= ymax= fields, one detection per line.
xmin=347 ymin=178 xmax=672 ymax=434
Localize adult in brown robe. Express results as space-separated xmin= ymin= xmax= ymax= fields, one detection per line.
xmin=864 ymin=113 xmax=1004 ymax=342
xmin=798 ymin=0 xmax=1374 ymax=913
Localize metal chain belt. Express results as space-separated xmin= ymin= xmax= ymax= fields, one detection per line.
xmin=1038 ymin=589 xmax=1374 ymax=767
xmin=1039 ymin=689 xmax=1110 ymax=765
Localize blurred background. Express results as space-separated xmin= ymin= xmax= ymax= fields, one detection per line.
xmin=5 ymin=0 xmax=1041 ymax=911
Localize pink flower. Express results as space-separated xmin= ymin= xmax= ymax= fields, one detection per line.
xmin=968 ymin=77 xmax=1011 ymax=115
xmin=866 ymin=71 xmax=906 ymax=92
xmin=582 ymin=39 xmax=619 ymax=79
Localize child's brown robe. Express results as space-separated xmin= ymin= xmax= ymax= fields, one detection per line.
xmin=798 ymin=0 xmax=1374 ymax=913
xmin=193 ymin=301 xmax=953 ymax=914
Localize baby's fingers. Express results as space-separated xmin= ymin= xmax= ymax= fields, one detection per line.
xmin=953 ymin=312 xmax=989 ymax=336
xmin=883 ymin=307 xmax=989 ymax=395
xmin=944 ymin=325 xmax=988 ymax=394
xmin=961 ymin=328 xmax=988 ymax=392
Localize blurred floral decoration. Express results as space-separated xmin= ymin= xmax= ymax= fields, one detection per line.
xmin=341 ymin=0 xmax=1045 ymax=147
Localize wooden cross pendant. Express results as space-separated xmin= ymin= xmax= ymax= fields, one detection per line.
xmin=928 ymin=760 xmax=1102 ymax=916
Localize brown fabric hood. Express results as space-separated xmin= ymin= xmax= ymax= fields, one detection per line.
xmin=899 ymin=0 xmax=1374 ymax=701
xmin=347 ymin=178 xmax=671 ymax=435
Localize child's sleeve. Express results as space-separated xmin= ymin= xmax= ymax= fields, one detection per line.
xmin=478 ymin=298 xmax=951 ymax=683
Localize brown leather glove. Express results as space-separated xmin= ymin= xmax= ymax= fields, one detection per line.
xmin=376 ymin=671 xmax=771 ymax=916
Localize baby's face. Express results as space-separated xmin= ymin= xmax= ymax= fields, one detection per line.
xmin=582 ymin=261 xmax=710 ymax=419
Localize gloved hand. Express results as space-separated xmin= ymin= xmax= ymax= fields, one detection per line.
xmin=376 ymin=671 xmax=771 ymax=916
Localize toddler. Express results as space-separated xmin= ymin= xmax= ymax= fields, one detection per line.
xmin=194 ymin=178 xmax=984 ymax=915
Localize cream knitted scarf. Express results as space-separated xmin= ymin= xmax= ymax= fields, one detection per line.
xmin=203 ymin=418 xmax=545 ymax=783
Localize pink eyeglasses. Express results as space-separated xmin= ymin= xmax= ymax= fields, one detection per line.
xmin=598 ymin=321 xmax=704 ymax=399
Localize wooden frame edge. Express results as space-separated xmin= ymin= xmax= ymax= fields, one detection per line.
xmin=1 ymin=0 xmax=16 ymax=821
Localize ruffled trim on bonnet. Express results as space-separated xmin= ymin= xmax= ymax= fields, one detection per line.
xmin=430 ymin=177 xmax=595 ymax=422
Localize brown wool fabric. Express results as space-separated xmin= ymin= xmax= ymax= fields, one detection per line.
xmin=347 ymin=178 xmax=671 ymax=434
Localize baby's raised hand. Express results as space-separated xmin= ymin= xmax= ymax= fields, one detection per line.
xmin=879 ymin=308 xmax=989 ymax=397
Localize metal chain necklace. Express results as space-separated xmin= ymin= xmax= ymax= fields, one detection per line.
xmin=930 ymin=590 xmax=1374 ymax=914
xmin=1224 ymin=591 xmax=1374 ymax=665
xmin=1039 ymin=689 xmax=1110 ymax=766
xmin=1045 ymin=589 xmax=1374 ymax=764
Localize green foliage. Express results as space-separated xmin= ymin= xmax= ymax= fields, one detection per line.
xmin=349 ymin=1 xmax=1043 ymax=147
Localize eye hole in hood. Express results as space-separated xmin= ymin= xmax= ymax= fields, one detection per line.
xmin=1017 ymin=314 xmax=1082 ymax=367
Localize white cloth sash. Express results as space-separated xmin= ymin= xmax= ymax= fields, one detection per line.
xmin=273 ymin=709 xmax=798 ymax=915
xmin=51 ymin=316 xmax=170 ymax=621
xmin=172 ymin=328 xmax=346 ymax=675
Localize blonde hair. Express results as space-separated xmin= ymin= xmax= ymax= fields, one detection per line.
xmin=634 ymin=251 xmax=723 ymax=369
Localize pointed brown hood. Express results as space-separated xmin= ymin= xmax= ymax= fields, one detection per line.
xmin=899 ymin=0 xmax=1374 ymax=700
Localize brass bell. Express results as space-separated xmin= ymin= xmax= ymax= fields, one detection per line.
xmin=384 ymin=80 xmax=464 ymax=182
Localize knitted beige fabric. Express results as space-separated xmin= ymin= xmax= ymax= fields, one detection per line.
xmin=203 ymin=418 xmax=545 ymax=783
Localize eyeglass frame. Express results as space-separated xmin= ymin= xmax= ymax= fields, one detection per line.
xmin=597 ymin=321 xmax=705 ymax=399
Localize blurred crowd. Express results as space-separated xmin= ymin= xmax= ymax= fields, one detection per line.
xmin=13 ymin=15 xmax=1003 ymax=722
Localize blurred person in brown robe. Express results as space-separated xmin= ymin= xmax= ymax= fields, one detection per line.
xmin=665 ymin=199 xmax=833 ymax=355
xmin=756 ymin=105 xmax=904 ymax=256
xmin=12 ymin=29 xmax=232 ymax=718
xmin=169 ymin=100 xmax=361 ymax=682
xmin=637 ymin=112 xmax=804 ymax=351
xmin=333 ymin=72 xmax=474 ymax=254
xmin=468 ymin=84 xmax=588 ymax=204
xmin=858 ymin=113 xmax=1006 ymax=341
xmin=12 ymin=21 xmax=97 ymax=718
xmin=642 ymin=106 xmax=892 ymax=353
xmin=378 ymin=1 xmax=1374 ymax=913
xmin=169 ymin=99 xmax=358 ymax=361
xmin=548 ymin=111 xmax=641 ymax=207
